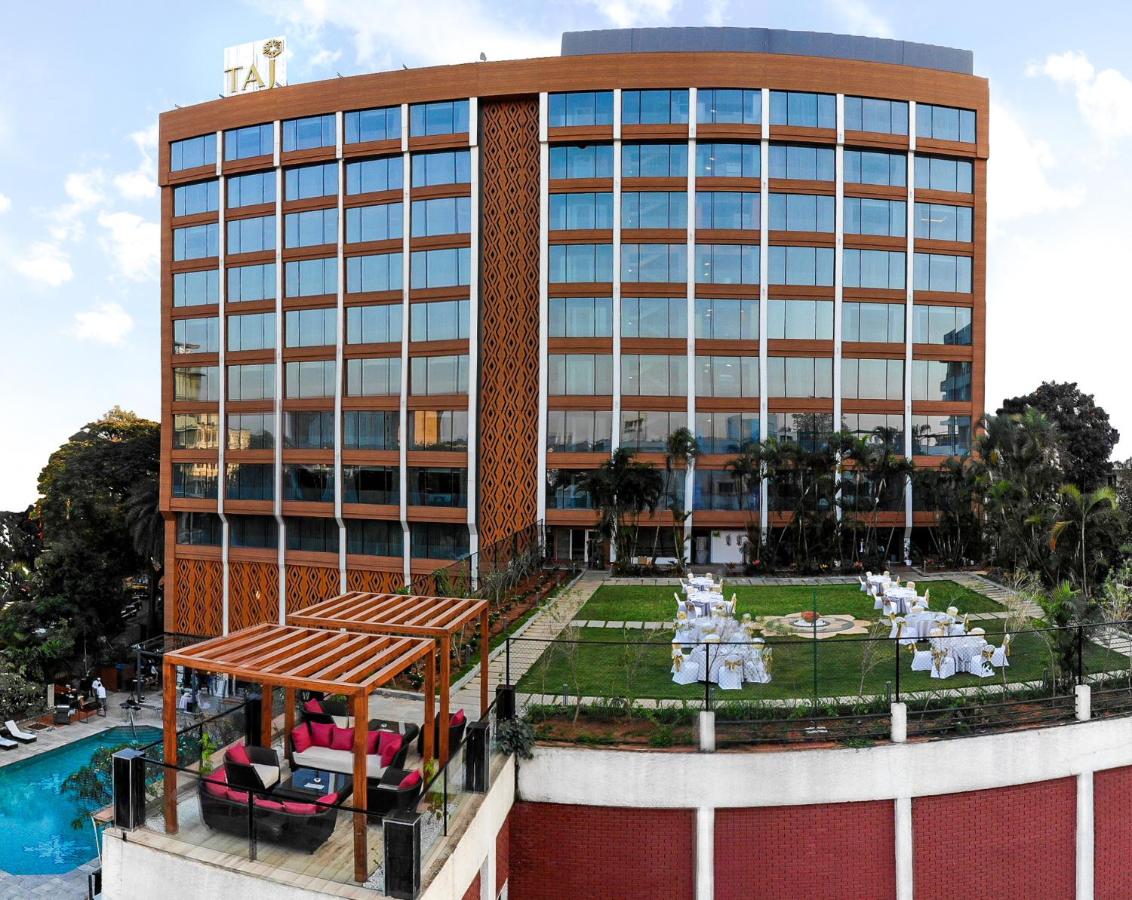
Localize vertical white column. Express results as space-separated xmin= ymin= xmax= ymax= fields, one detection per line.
xmin=536 ymin=93 xmax=549 ymax=526
xmin=399 ymin=103 xmax=412 ymax=587
xmin=904 ymin=103 xmax=917 ymax=561
xmin=467 ymin=97 xmax=481 ymax=583
xmin=833 ymin=95 xmax=845 ymax=529
xmin=696 ymin=806 xmax=714 ymax=900
xmin=334 ymin=111 xmax=347 ymax=591
xmin=1077 ymin=770 xmax=1094 ymax=900
xmin=685 ymin=89 xmax=697 ymax=567
xmin=758 ymin=88 xmax=770 ymax=539
xmin=894 ymin=796 xmax=913 ymax=900
xmin=611 ymin=88 xmax=623 ymax=455
xmin=272 ymin=121 xmax=286 ymax=622
xmin=217 ymin=159 xmax=230 ymax=634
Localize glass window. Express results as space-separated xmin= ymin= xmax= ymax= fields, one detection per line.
xmin=695 ymin=244 xmax=760 ymax=284
xmin=841 ymin=413 xmax=905 ymax=448
xmin=621 ymin=143 xmax=688 ymax=178
xmin=409 ymin=523 xmax=468 ymax=560
xmin=227 ymin=413 xmax=275 ymax=449
xmin=410 ymin=410 xmax=469 ymax=449
xmin=410 ymin=247 xmax=470 ymax=289
xmin=407 ymin=468 xmax=467 ymax=507
xmin=282 ymin=114 xmax=335 ymax=151
xmin=844 ymin=149 xmax=906 ymax=187
xmin=696 ymin=191 xmax=759 ymax=230
xmin=176 ymin=511 xmax=222 ymax=545
xmin=410 ymin=149 xmax=471 ymax=187
xmin=548 ymin=297 xmax=614 ymax=337
xmin=547 ymin=470 xmax=594 ymax=509
xmin=911 ymin=414 xmax=972 ymax=456
xmin=343 ymin=466 xmax=399 ymax=505
xmin=171 ymin=134 xmax=217 ymax=171
xmin=172 ymin=316 xmax=219 ymax=354
xmin=227 ymin=263 xmax=276 ymax=302
xmin=767 ymin=246 xmax=834 ymax=286
xmin=546 ymin=410 xmax=613 ymax=452
xmin=844 ymin=197 xmax=907 ymax=236
xmin=172 ymin=463 xmax=218 ymax=499
xmin=285 ymin=517 xmax=339 ymax=553
xmin=174 ymin=180 xmax=219 ymax=217
xmin=411 ymin=299 xmax=469 ymax=341
xmin=912 ymin=360 xmax=972 ymax=401
xmin=622 ymin=89 xmax=689 ymax=125
xmin=284 ymin=162 xmax=338 ymax=200
xmin=694 ymin=412 xmax=759 ymax=455
xmin=227 ymin=311 xmax=275 ymax=351
xmin=347 ymin=202 xmax=403 ymax=243
xmin=173 ymin=223 xmax=219 ymax=261
xmin=914 ymin=202 xmax=973 ymax=242
xmin=769 ymin=91 xmax=835 ymax=128
xmin=174 ymin=269 xmax=220 ymax=307
xmin=695 ymin=143 xmax=759 ymax=178
xmin=766 ymin=356 xmax=833 ymax=398
xmin=548 ymin=91 xmax=614 ymax=127
xmin=694 ymin=469 xmax=755 ymax=511
xmin=548 ymin=244 xmax=614 ymax=283
xmin=842 ymin=358 xmax=904 ymax=400
xmin=225 ymin=463 xmax=274 ymax=501
xmin=173 ymin=366 xmax=220 ymax=401
xmin=285 ymin=257 xmax=337 ymax=297
xmin=229 ymin=515 xmax=278 ymax=548
xmin=547 ymin=354 xmax=613 ymax=395
xmin=173 ymin=413 xmax=220 ymax=450
xmin=620 ymin=191 xmax=686 ymax=229
xmin=224 ymin=124 xmax=273 ymax=161
xmin=621 ymin=244 xmax=687 ymax=282
xmin=346 ymin=252 xmax=403 ymax=293
xmin=912 ymin=304 xmax=972 ymax=345
xmin=227 ymin=171 xmax=276 ymax=208
xmin=228 ymin=363 xmax=275 ymax=401
xmin=409 ymin=99 xmax=469 ymax=136
xmin=767 ymin=412 xmax=834 ymax=451
xmin=344 ymin=106 xmax=401 ymax=144
xmin=694 ymin=298 xmax=758 ymax=340
xmin=768 ymin=194 xmax=835 ymax=232
xmin=768 ymin=145 xmax=834 ymax=181
xmin=766 ymin=299 xmax=834 ymax=339
xmin=344 ymin=411 xmax=399 ymax=449
xmin=347 ymin=303 xmax=402 ymax=344
xmin=346 ymin=357 xmax=401 ymax=395
xmin=548 ymin=192 xmax=614 ymax=230
xmin=285 ymin=307 xmax=336 ymax=347
xmin=620 ymin=410 xmax=680 ymax=452
xmin=411 ymin=196 xmax=472 ymax=236
xmin=285 ymin=360 xmax=336 ymax=398
xmin=284 ymin=411 xmax=335 ymax=449
xmin=843 ymin=249 xmax=907 ymax=289
xmin=695 ymin=355 xmax=758 ymax=397
xmin=284 ymin=208 xmax=337 ymax=248
xmin=346 ymin=156 xmax=404 ymax=194
xmin=621 ymin=354 xmax=687 ymax=395
xmin=697 ymin=89 xmax=761 ymax=124
xmin=346 ymin=520 xmax=403 ymax=557
xmin=621 ymin=297 xmax=686 ymax=338
xmin=549 ymin=144 xmax=614 ymax=179
xmin=842 ymin=302 xmax=905 ymax=343
xmin=410 ymin=354 xmax=469 ymax=395
xmin=226 ymin=215 xmax=275 ymax=254
xmin=914 ymin=253 xmax=972 ymax=293
xmin=916 ymin=104 xmax=976 ymax=143
xmin=844 ymin=97 xmax=909 ymax=135
xmin=915 ymin=156 xmax=974 ymax=193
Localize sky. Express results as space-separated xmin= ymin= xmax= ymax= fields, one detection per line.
xmin=1 ymin=0 xmax=1130 ymax=510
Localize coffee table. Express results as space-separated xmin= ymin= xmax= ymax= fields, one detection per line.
xmin=274 ymin=767 xmax=354 ymax=803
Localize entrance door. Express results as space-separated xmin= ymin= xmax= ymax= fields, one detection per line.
xmin=585 ymin=530 xmax=604 ymax=569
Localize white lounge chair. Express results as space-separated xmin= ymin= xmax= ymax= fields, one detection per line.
xmin=5 ymin=721 xmax=36 ymax=744
xmin=0 ymin=735 xmax=15 ymax=751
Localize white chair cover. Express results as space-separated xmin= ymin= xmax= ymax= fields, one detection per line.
xmin=717 ymin=655 xmax=743 ymax=690
xmin=930 ymin=650 xmax=956 ymax=679
xmin=991 ymin=634 xmax=1012 ymax=667
xmin=671 ymin=651 xmax=700 ymax=685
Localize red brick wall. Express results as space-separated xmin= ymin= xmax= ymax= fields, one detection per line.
xmin=461 ymin=871 xmax=480 ymax=900
xmin=913 ymin=778 xmax=1075 ymax=899
xmin=509 ymin=802 xmax=695 ymax=900
xmin=715 ymin=801 xmax=895 ymax=899
xmin=496 ymin=810 xmax=510 ymax=896
xmin=1094 ymin=766 xmax=1132 ymax=899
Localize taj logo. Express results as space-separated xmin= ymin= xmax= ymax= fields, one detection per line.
xmin=223 ymin=37 xmax=287 ymax=97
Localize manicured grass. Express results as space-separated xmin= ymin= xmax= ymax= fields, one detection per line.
xmin=576 ymin=580 xmax=1000 ymax=624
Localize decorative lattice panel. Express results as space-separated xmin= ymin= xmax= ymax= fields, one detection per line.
xmin=229 ymin=561 xmax=280 ymax=629
xmin=285 ymin=564 xmax=342 ymax=615
xmin=477 ymin=97 xmax=542 ymax=546
xmin=171 ymin=557 xmax=223 ymax=636
xmin=346 ymin=568 xmax=405 ymax=594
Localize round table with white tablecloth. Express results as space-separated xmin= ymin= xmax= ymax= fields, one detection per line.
xmin=882 ymin=586 xmax=918 ymax=615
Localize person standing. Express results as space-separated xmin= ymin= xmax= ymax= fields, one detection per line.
xmin=91 ymin=677 xmax=107 ymax=716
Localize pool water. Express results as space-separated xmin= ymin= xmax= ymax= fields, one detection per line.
xmin=0 ymin=724 xmax=160 ymax=875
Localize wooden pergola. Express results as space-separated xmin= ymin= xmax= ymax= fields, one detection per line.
xmin=162 ymin=623 xmax=436 ymax=882
xmin=289 ymin=592 xmax=490 ymax=764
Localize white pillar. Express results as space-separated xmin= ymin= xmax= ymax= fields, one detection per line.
xmin=894 ymin=796 xmax=913 ymax=900
xmin=1077 ymin=770 xmax=1094 ymax=900
xmin=1076 ymin=684 xmax=1092 ymax=722
xmin=890 ymin=701 xmax=907 ymax=743
xmin=696 ymin=806 xmax=714 ymax=900
xmin=698 ymin=710 xmax=715 ymax=752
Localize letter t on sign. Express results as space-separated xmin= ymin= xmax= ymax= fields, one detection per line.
xmin=224 ymin=67 xmax=243 ymax=95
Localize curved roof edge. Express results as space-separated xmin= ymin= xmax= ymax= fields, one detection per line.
xmin=561 ymin=26 xmax=973 ymax=75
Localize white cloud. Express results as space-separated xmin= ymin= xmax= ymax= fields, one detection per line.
xmin=310 ymin=47 xmax=343 ymax=69
xmin=0 ymin=193 xmax=10 ymax=214
xmin=583 ymin=0 xmax=674 ymax=28
xmin=97 ymin=210 xmax=159 ymax=281
xmin=703 ymin=0 xmax=728 ymax=27
xmin=12 ymin=241 xmax=73 ymax=286
xmin=47 ymin=169 xmax=105 ymax=241
xmin=1028 ymin=50 xmax=1132 ymax=141
xmin=826 ymin=0 xmax=894 ymax=39
xmin=113 ymin=124 xmax=159 ymax=201
xmin=71 ymin=302 xmax=134 ymax=345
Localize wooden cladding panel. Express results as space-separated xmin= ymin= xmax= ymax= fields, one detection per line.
xmin=171 ymin=556 xmax=223 ymax=636
xmin=285 ymin=564 xmax=343 ymax=615
xmin=346 ymin=568 xmax=406 ymax=594
xmin=229 ymin=560 xmax=280 ymax=630
xmin=477 ymin=97 xmax=542 ymax=545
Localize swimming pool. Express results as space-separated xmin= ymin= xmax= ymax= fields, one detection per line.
xmin=0 ymin=724 xmax=160 ymax=875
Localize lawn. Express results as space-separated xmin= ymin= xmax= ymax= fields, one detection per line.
xmin=575 ymin=580 xmax=1001 ymax=624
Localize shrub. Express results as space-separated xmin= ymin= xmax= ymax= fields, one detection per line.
xmin=0 ymin=670 xmax=46 ymax=722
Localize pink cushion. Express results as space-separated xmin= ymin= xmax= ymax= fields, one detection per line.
xmin=309 ymin=720 xmax=334 ymax=748
xmin=398 ymin=770 xmax=422 ymax=790
xmin=366 ymin=730 xmax=380 ymax=755
xmin=203 ymin=770 xmax=227 ymax=798
xmin=316 ymin=792 xmax=339 ymax=806
xmin=451 ymin=709 xmax=466 ymax=726
xmin=227 ymin=743 xmax=251 ymax=766
xmin=283 ymin=801 xmax=318 ymax=815
xmin=330 ymin=726 xmax=354 ymax=751
xmin=305 ymin=698 xmax=325 ymax=714
xmin=379 ymin=732 xmax=403 ymax=768
xmin=226 ymin=788 xmax=249 ymax=803
xmin=254 ymin=797 xmax=284 ymax=811
xmin=292 ymin=722 xmax=312 ymax=753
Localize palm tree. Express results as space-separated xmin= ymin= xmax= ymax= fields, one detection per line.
xmin=125 ymin=478 xmax=163 ymax=636
xmin=1050 ymin=484 xmax=1119 ymax=598
xmin=653 ymin=428 xmax=699 ymax=571
xmin=579 ymin=448 xmax=662 ymax=573
xmin=726 ymin=440 xmax=764 ymax=566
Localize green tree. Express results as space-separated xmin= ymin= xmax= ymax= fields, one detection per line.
xmin=1050 ymin=485 xmax=1120 ymax=599
xmin=726 ymin=440 xmax=764 ymax=566
xmin=125 ymin=476 xmax=164 ymax=638
xmin=579 ymin=448 xmax=662 ymax=573
xmin=656 ymin=428 xmax=699 ymax=572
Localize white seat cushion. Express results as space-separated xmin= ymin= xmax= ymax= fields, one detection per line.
xmin=251 ymin=763 xmax=280 ymax=788
xmin=292 ymin=746 xmax=387 ymax=779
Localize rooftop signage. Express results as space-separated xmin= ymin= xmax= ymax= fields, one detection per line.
xmin=223 ymin=37 xmax=287 ymax=97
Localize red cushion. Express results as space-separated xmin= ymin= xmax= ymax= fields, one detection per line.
xmin=227 ymin=743 xmax=251 ymax=766
xmin=330 ymin=726 xmax=354 ymax=751
xmin=305 ymin=698 xmax=325 ymax=714
xmin=366 ymin=730 xmax=380 ymax=755
xmin=398 ymin=770 xmax=422 ymax=790
xmin=379 ymin=732 xmax=403 ymax=768
xmin=292 ymin=722 xmax=312 ymax=753
xmin=254 ymin=797 xmax=284 ymax=811
xmin=316 ymin=792 xmax=339 ymax=806
xmin=309 ymin=720 xmax=334 ymax=748
xmin=203 ymin=770 xmax=227 ymax=797
xmin=451 ymin=709 xmax=466 ymax=726
xmin=226 ymin=788 xmax=249 ymax=803
xmin=283 ymin=801 xmax=318 ymax=815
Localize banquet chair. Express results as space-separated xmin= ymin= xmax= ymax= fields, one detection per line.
xmin=991 ymin=634 xmax=1012 ymax=668
xmin=718 ymin=656 xmax=744 ymax=690
xmin=921 ymin=589 xmax=931 ymax=607
xmin=888 ymin=617 xmax=905 ymax=641
xmin=970 ymin=642 xmax=995 ymax=677
xmin=911 ymin=629 xmax=941 ymax=672
xmin=883 ymin=570 xmax=891 ymax=579
xmin=743 ymin=640 xmax=772 ymax=684
xmin=703 ymin=635 xmax=723 ymax=683
xmin=859 ymin=575 xmax=868 ymax=593
xmin=671 ymin=649 xmax=701 ymax=685
xmin=906 ymin=581 xmax=916 ymax=593
xmin=930 ymin=648 xmax=956 ymax=679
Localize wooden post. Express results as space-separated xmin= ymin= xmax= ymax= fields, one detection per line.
xmin=283 ymin=686 xmax=295 ymax=764
xmin=162 ymin=659 xmax=178 ymax=834
xmin=479 ymin=608 xmax=489 ymax=718
xmin=260 ymin=682 xmax=273 ymax=748
xmin=422 ymin=647 xmax=435 ymax=770
xmin=352 ymin=690 xmax=369 ymax=883
xmin=439 ymin=634 xmax=451 ymax=764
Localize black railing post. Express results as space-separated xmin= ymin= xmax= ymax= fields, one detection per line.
xmin=247 ymin=792 xmax=257 ymax=861
xmin=1077 ymin=624 xmax=1085 ymax=685
xmin=383 ymin=810 xmax=423 ymax=900
xmin=894 ymin=636 xmax=901 ymax=702
xmin=505 ymin=634 xmax=511 ymax=685
xmin=244 ymin=693 xmax=262 ymax=747
xmin=704 ymin=642 xmax=711 ymax=710
xmin=496 ymin=684 xmax=516 ymax=721
xmin=111 ymin=749 xmax=147 ymax=829
xmin=442 ymin=761 xmax=449 ymax=836
xmin=464 ymin=719 xmax=491 ymax=792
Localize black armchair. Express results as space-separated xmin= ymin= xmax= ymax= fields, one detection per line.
xmin=224 ymin=744 xmax=281 ymax=793
xmin=415 ymin=711 xmax=467 ymax=758
xmin=367 ymin=767 xmax=423 ymax=816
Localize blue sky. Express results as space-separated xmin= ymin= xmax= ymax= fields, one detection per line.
xmin=1 ymin=0 xmax=1130 ymax=509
